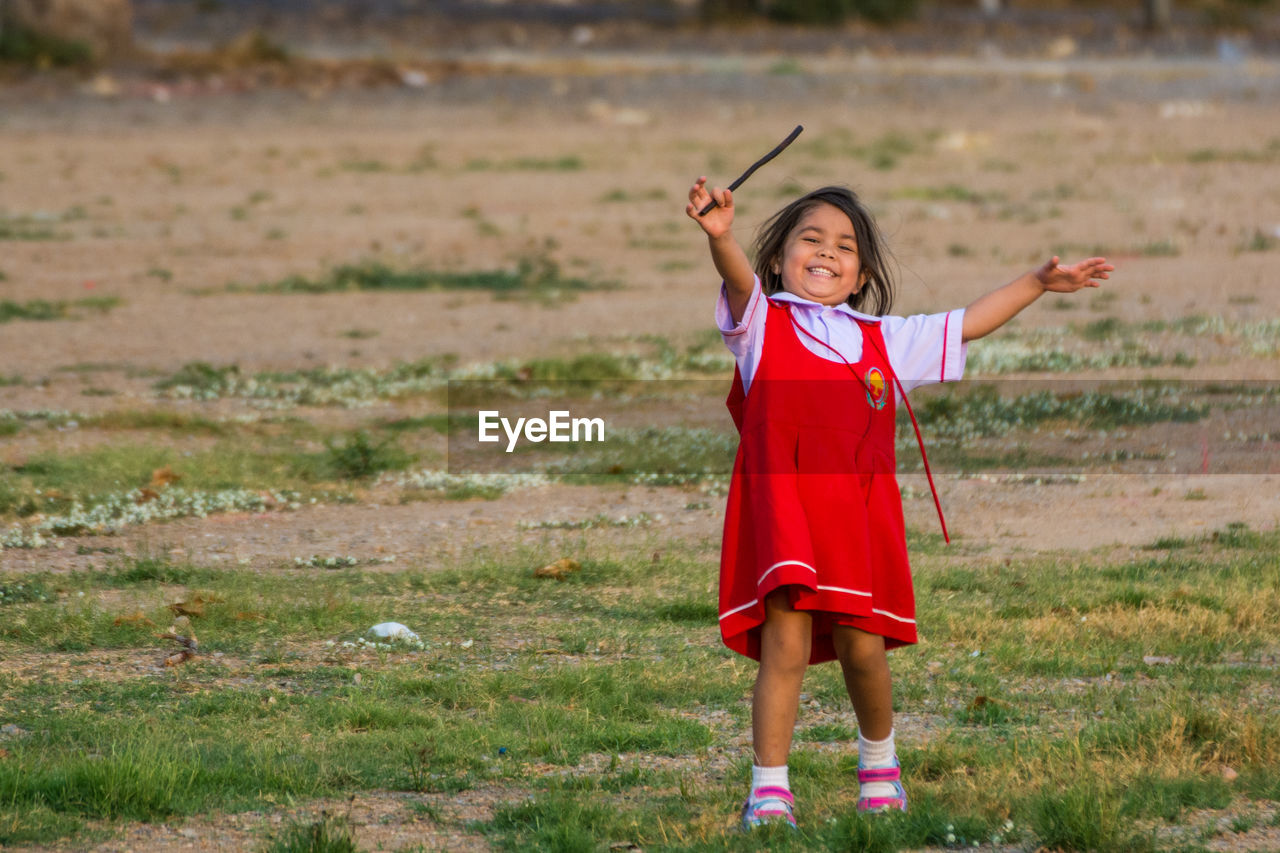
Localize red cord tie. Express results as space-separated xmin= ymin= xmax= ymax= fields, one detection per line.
xmin=780 ymin=302 xmax=950 ymax=544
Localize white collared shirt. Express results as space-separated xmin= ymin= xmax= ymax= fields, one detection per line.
xmin=716 ymin=276 xmax=967 ymax=398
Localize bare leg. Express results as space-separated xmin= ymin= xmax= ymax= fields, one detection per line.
xmin=751 ymin=589 xmax=812 ymax=767
xmin=831 ymin=625 xmax=892 ymax=740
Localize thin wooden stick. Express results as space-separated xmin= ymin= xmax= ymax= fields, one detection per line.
xmin=698 ymin=125 xmax=804 ymax=215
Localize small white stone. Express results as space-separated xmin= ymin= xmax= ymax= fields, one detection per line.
xmin=368 ymin=622 xmax=419 ymax=642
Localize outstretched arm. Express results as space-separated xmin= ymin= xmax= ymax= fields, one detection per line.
xmin=962 ymin=256 xmax=1113 ymax=343
xmin=686 ymin=177 xmax=755 ymax=324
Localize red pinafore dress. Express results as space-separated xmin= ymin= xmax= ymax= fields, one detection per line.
xmin=719 ymin=298 xmax=917 ymax=664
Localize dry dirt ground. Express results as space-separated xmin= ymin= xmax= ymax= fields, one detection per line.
xmin=2 ymin=45 xmax=1279 ymax=851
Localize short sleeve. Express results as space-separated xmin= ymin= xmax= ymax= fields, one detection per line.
xmin=715 ymin=275 xmax=767 ymax=392
xmin=879 ymin=308 xmax=967 ymax=396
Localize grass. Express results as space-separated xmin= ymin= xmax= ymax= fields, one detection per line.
xmin=148 ymin=338 xmax=732 ymax=408
xmin=962 ymin=313 xmax=1280 ymax=373
xmin=262 ymin=813 xmax=360 ymax=853
xmin=801 ymin=129 xmax=921 ymax=171
xmin=0 ymin=220 xmax=61 ymax=240
xmin=893 ymin=184 xmax=1003 ymax=204
xmin=465 ymin=155 xmax=584 ymax=172
xmin=1186 ymin=139 xmax=1280 ymax=164
xmin=599 ymin=187 xmax=669 ymax=203
xmin=1237 ymin=229 xmax=1280 ymax=253
xmin=525 ymin=426 xmax=737 ymax=480
xmin=0 ymin=424 xmax=417 ymax=534
xmin=0 ymin=297 xmax=122 ymax=324
xmin=0 ymin=19 xmax=92 ymax=67
xmin=236 ymin=253 xmax=608 ymax=302
xmin=1 ymin=525 xmax=1276 ymax=848
xmin=911 ymin=382 xmax=1207 ymax=443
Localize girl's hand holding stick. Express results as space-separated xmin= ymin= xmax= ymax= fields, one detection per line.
xmin=686 ymin=176 xmax=735 ymax=239
xmin=687 ymin=176 xmax=755 ymax=320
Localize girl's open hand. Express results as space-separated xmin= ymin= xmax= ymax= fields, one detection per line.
xmin=1035 ymin=256 xmax=1114 ymax=293
xmin=686 ymin=176 xmax=735 ymax=238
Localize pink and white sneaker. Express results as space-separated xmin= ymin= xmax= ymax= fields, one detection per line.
xmin=741 ymin=786 xmax=797 ymax=830
xmin=856 ymin=759 xmax=908 ymax=813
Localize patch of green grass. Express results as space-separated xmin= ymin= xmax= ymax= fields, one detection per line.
xmin=0 ymin=300 xmax=65 ymax=322
xmin=1237 ymin=229 xmax=1280 ymax=253
xmin=152 ymin=362 xmax=241 ymax=397
xmin=243 ymin=254 xmax=607 ymax=301
xmin=547 ymin=426 xmax=737 ymax=481
xmin=261 ymin=813 xmax=359 ymax=853
xmin=83 ymin=409 xmax=228 ymax=434
xmin=465 ymin=155 xmax=583 ymax=172
xmin=925 ymin=444 xmax=1072 ymax=472
xmin=105 ymin=554 xmax=211 ymax=587
xmin=768 ymin=57 xmax=804 ymax=74
xmin=796 ymin=723 xmax=858 ymax=742
xmin=3 ymin=521 xmax=1278 ymax=848
xmin=0 ymin=297 xmax=121 ymax=324
xmin=913 ymin=383 xmax=1207 ymax=442
xmin=1121 ymin=773 xmax=1232 ymax=822
xmin=0 ymin=578 xmax=53 ymax=605
xmin=0 ymin=19 xmax=92 ymax=68
xmin=153 ymin=357 xmax=460 ymax=407
xmin=599 ymin=187 xmax=668 ymax=203
xmin=1080 ymin=316 xmax=1124 ymax=341
xmin=1212 ymin=521 xmax=1264 ymax=548
xmin=339 ymin=159 xmax=390 ymax=173
xmin=894 ymin=184 xmax=1001 ymax=204
xmin=1145 ymin=535 xmax=1191 ymax=550
xmin=322 ymin=431 xmax=411 ymax=480
xmin=0 ymin=218 xmax=64 ymax=240
xmin=1187 ymin=139 xmax=1280 ymax=164
xmin=861 ymin=131 xmax=917 ymax=171
xmin=1140 ymin=238 xmax=1180 ymax=257
xmin=0 ymin=425 xmax=410 ymax=525
xmin=1029 ymin=777 xmax=1156 ymax=852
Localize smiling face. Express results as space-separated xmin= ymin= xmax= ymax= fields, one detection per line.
xmin=770 ymin=202 xmax=866 ymax=306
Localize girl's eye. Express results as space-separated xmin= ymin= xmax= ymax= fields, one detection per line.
xmin=840 ymin=245 xmax=854 ymax=252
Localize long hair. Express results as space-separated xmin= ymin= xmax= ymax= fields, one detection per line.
xmin=753 ymin=186 xmax=896 ymax=316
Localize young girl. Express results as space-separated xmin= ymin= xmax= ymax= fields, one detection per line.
xmin=685 ymin=178 xmax=1112 ymax=829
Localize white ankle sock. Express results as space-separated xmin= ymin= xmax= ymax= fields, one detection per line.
xmin=750 ymin=764 xmax=789 ymax=800
xmin=858 ymin=730 xmax=898 ymax=799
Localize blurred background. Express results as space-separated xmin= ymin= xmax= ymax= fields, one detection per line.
xmin=2 ymin=0 xmax=1278 ymax=79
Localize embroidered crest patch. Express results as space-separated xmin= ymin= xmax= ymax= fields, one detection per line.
xmin=865 ymin=367 xmax=887 ymax=410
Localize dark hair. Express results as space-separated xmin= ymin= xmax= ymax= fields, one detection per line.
xmin=753 ymin=186 xmax=896 ymax=316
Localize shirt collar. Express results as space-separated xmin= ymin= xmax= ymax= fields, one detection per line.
xmin=768 ymin=290 xmax=881 ymax=323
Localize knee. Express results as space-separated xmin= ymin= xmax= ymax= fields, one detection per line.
xmin=759 ymin=626 xmax=811 ymax=677
xmin=760 ymin=628 xmax=809 ymax=674
xmin=834 ymin=630 xmax=885 ymax=676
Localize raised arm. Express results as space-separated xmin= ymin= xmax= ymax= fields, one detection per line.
xmin=686 ymin=177 xmax=755 ymax=324
xmin=962 ymin=256 xmax=1113 ymax=343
